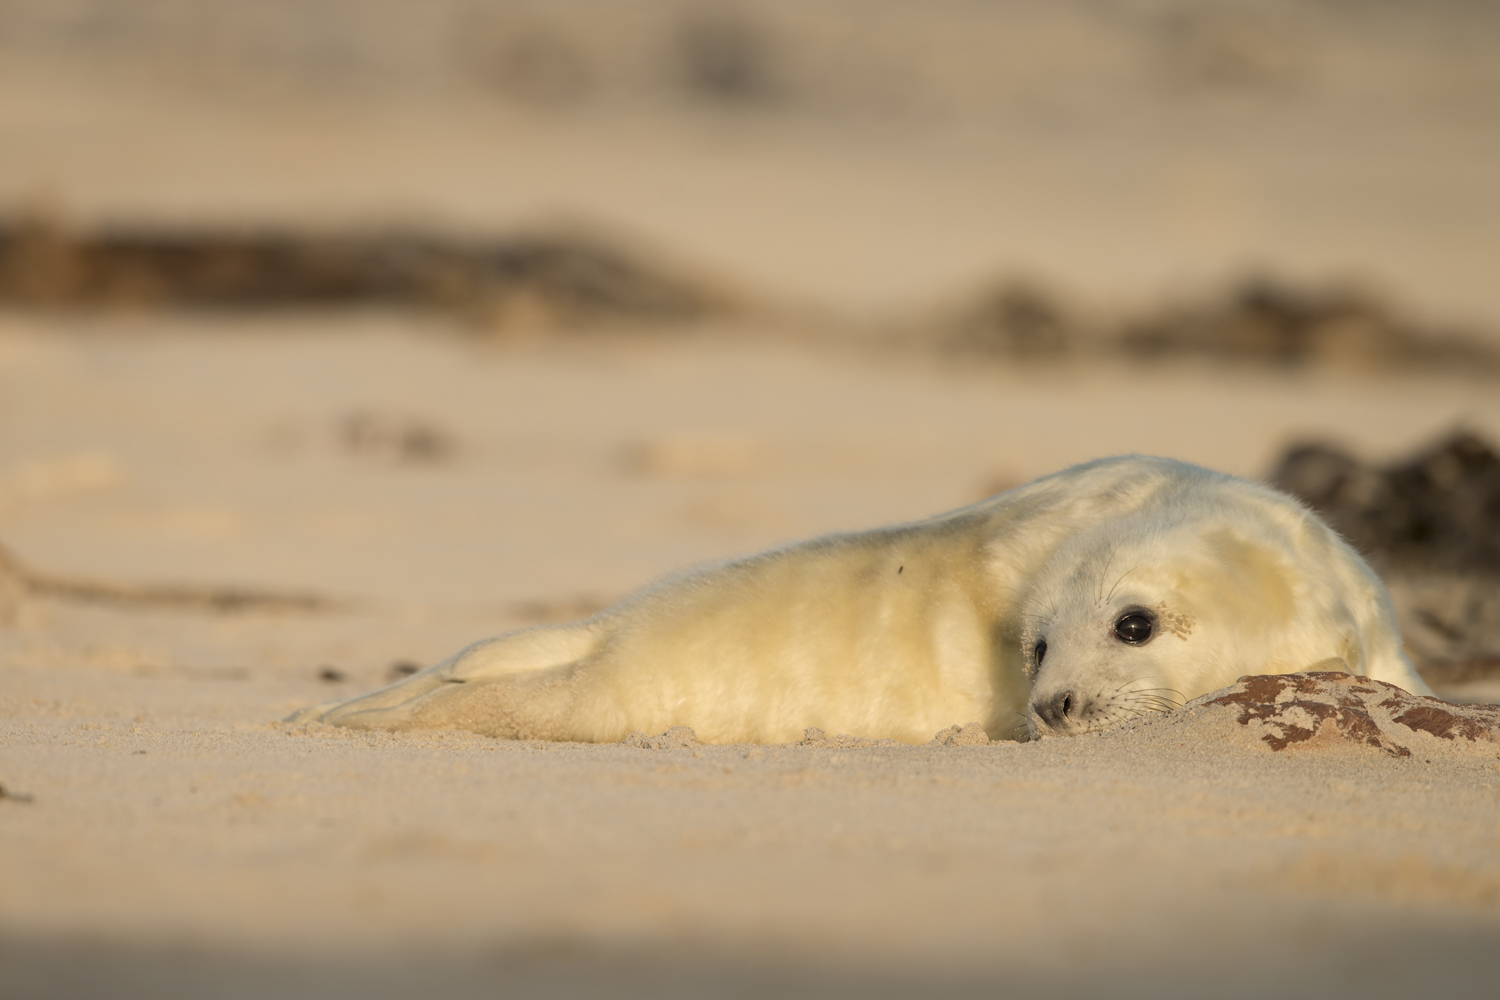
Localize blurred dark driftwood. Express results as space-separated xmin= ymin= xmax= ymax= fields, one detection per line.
xmin=0 ymin=541 xmax=337 ymax=616
xmin=0 ymin=216 xmax=730 ymax=327
xmin=945 ymin=282 xmax=1073 ymax=360
xmin=943 ymin=276 xmax=1498 ymax=373
xmin=1119 ymin=279 xmax=1498 ymax=372
xmin=1270 ymin=431 xmax=1500 ymax=684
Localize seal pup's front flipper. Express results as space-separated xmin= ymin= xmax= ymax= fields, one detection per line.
xmin=1363 ymin=647 xmax=1436 ymax=697
xmin=285 ymin=621 xmax=604 ymax=730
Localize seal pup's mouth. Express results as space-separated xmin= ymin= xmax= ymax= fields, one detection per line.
xmin=1026 ymin=681 xmax=1186 ymax=739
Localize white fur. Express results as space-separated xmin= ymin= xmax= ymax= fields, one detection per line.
xmin=1018 ymin=461 xmax=1432 ymax=738
xmin=289 ymin=456 xmax=1432 ymax=744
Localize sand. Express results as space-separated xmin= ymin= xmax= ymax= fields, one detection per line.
xmin=2 ymin=319 xmax=1499 ymax=998
xmin=4 ymin=3 xmax=1500 ymax=995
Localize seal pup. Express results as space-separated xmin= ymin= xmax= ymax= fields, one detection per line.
xmin=289 ymin=456 xmax=1432 ymax=744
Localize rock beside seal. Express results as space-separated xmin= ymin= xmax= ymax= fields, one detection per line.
xmin=1160 ymin=671 xmax=1500 ymax=758
xmin=1269 ymin=430 xmax=1500 ymax=686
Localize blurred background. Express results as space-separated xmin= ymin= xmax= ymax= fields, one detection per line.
xmin=2 ymin=0 xmax=1498 ymax=676
xmin=1 ymin=0 xmax=1498 ymax=316
xmin=3 ymin=4 xmax=1500 ymax=997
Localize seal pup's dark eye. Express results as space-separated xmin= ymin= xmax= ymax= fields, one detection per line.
xmin=1034 ymin=639 xmax=1047 ymax=666
xmin=1114 ymin=613 xmax=1154 ymax=645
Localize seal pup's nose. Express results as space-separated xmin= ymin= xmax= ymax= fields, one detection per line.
xmin=1031 ymin=690 xmax=1082 ymax=733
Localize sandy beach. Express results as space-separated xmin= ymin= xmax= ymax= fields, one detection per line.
xmin=3 ymin=321 xmax=1499 ymax=997
xmin=3 ymin=3 xmax=1500 ymax=996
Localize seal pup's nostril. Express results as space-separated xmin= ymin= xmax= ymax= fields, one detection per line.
xmin=1034 ymin=690 xmax=1078 ymax=728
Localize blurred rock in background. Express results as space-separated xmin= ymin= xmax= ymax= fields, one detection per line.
xmin=938 ymin=275 xmax=1498 ymax=372
xmin=3 ymin=1 xmax=1498 ymax=324
xmin=0 ymin=215 xmax=732 ymax=329
xmin=6 ymin=213 xmax=1495 ymax=376
xmin=1114 ymin=279 xmax=1498 ymax=372
xmin=942 ymin=281 xmax=1076 ymax=361
xmin=1271 ymin=431 xmax=1500 ymax=686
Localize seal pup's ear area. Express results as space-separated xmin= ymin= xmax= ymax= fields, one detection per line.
xmin=1190 ymin=524 xmax=1437 ymax=697
xmin=1173 ymin=528 xmax=1296 ymax=631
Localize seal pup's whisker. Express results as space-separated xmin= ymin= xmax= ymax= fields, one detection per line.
xmin=993 ymin=707 xmax=1030 ymax=741
xmin=1095 ymin=540 xmax=1125 ymax=606
xmin=1022 ymin=609 xmax=1055 ymax=629
xmin=1104 ymin=563 xmax=1146 ymax=605
xmin=1129 ymin=686 xmax=1187 ymax=701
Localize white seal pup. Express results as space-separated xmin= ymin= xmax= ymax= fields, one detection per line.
xmin=289 ymin=456 xmax=1432 ymax=744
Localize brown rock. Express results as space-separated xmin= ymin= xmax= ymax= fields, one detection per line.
xmin=1195 ymin=671 xmax=1499 ymax=757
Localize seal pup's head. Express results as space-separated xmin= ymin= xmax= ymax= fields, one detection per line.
xmin=1017 ymin=466 xmax=1407 ymax=739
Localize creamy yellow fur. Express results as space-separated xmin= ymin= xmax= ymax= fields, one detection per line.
xmin=290 ymin=456 xmax=1432 ymax=743
xmin=1018 ymin=462 xmax=1432 ymax=738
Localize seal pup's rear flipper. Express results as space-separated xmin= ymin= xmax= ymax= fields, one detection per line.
xmin=285 ymin=621 xmax=603 ymax=728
